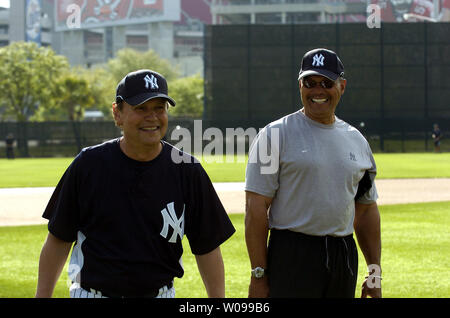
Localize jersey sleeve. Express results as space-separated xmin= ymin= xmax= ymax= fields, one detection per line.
xmin=244 ymin=125 xmax=281 ymax=198
xmin=184 ymin=163 xmax=236 ymax=255
xmin=42 ymin=154 xmax=82 ymax=242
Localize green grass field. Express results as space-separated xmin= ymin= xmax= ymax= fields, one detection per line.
xmin=0 ymin=201 xmax=449 ymax=298
xmin=0 ymin=153 xmax=449 ymax=298
xmin=0 ymin=153 xmax=449 ymax=188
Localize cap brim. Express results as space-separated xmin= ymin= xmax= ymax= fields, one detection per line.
xmin=298 ymin=69 xmax=339 ymax=81
xmin=125 ymin=93 xmax=176 ymax=107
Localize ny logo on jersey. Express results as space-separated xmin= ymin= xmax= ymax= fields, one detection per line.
xmin=160 ymin=202 xmax=184 ymax=243
xmin=312 ymin=53 xmax=325 ymax=67
xmin=144 ymin=74 xmax=159 ymax=90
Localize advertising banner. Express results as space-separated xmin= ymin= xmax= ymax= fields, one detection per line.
xmin=55 ymin=0 xmax=180 ymax=31
xmin=370 ymin=0 xmax=450 ymax=22
xmin=26 ymin=0 xmax=41 ymax=44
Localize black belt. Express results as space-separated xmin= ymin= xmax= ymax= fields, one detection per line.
xmin=81 ymin=281 xmax=173 ymax=298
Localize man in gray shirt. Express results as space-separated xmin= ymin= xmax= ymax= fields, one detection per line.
xmin=245 ymin=48 xmax=382 ymax=298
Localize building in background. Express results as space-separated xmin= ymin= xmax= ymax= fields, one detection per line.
xmin=0 ymin=7 xmax=9 ymax=46
xmin=1 ymin=0 xmax=448 ymax=76
xmin=209 ymin=0 xmax=450 ymax=24
xmin=174 ymin=0 xmax=212 ymax=75
xmin=1 ymin=0 xmax=53 ymax=47
xmin=210 ymin=0 xmax=368 ymax=24
xmin=1 ymin=0 xmax=209 ymax=76
xmin=370 ymin=0 xmax=450 ymax=22
xmin=52 ymin=0 xmax=213 ymax=75
xmin=53 ymin=0 xmax=181 ymax=69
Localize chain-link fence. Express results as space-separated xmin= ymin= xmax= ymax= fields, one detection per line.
xmin=1 ymin=116 xmax=448 ymax=158
xmin=1 ymin=23 xmax=449 ymax=157
xmin=0 ymin=119 xmax=221 ymax=158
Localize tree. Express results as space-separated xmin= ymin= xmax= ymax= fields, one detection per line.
xmin=78 ymin=66 xmax=116 ymax=119
xmin=168 ymin=74 xmax=204 ymax=118
xmin=0 ymin=42 xmax=69 ymax=121
xmin=51 ymin=71 xmax=96 ymax=152
xmin=41 ymin=66 xmax=117 ymax=121
xmin=0 ymin=42 xmax=69 ymax=156
xmin=107 ymin=48 xmax=179 ymax=83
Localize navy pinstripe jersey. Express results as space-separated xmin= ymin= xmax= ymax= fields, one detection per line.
xmin=43 ymin=138 xmax=235 ymax=296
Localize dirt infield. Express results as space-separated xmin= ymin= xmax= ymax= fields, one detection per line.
xmin=1 ymin=178 xmax=449 ymax=226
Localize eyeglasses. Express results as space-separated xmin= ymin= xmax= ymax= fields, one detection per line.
xmin=302 ymin=77 xmax=335 ymax=89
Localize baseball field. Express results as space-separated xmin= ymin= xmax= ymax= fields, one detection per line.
xmin=1 ymin=153 xmax=450 ymax=188
xmin=0 ymin=153 xmax=449 ymax=298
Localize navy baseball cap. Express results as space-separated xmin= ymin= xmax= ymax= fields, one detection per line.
xmin=116 ymin=69 xmax=176 ymax=106
xmin=298 ymin=48 xmax=345 ymax=81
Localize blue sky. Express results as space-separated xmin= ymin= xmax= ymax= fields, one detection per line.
xmin=0 ymin=0 xmax=9 ymax=8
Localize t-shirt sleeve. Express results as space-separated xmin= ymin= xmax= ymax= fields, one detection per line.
xmin=184 ymin=163 xmax=236 ymax=255
xmin=42 ymin=154 xmax=82 ymax=242
xmin=244 ymin=126 xmax=280 ymax=198
xmin=356 ymin=143 xmax=379 ymax=204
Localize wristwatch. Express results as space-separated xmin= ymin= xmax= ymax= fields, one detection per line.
xmin=251 ymin=267 xmax=266 ymax=278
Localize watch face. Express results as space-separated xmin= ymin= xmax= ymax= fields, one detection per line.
xmin=252 ymin=267 xmax=265 ymax=278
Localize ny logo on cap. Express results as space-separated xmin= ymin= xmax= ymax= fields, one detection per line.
xmin=144 ymin=74 xmax=159 ymax=90
xmin=312 ymin=54 xmax=325 ymax=67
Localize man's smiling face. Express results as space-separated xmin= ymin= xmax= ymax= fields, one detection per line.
xmin=300 ymin=75 xmax=347 ymax=125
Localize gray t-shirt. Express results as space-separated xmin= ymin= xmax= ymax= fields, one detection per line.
xmin=245 ymin=110 xmax=378 ymax=237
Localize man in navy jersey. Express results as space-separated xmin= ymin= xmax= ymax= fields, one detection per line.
xmin=36 ymin=69 xmax=235 ymax=298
